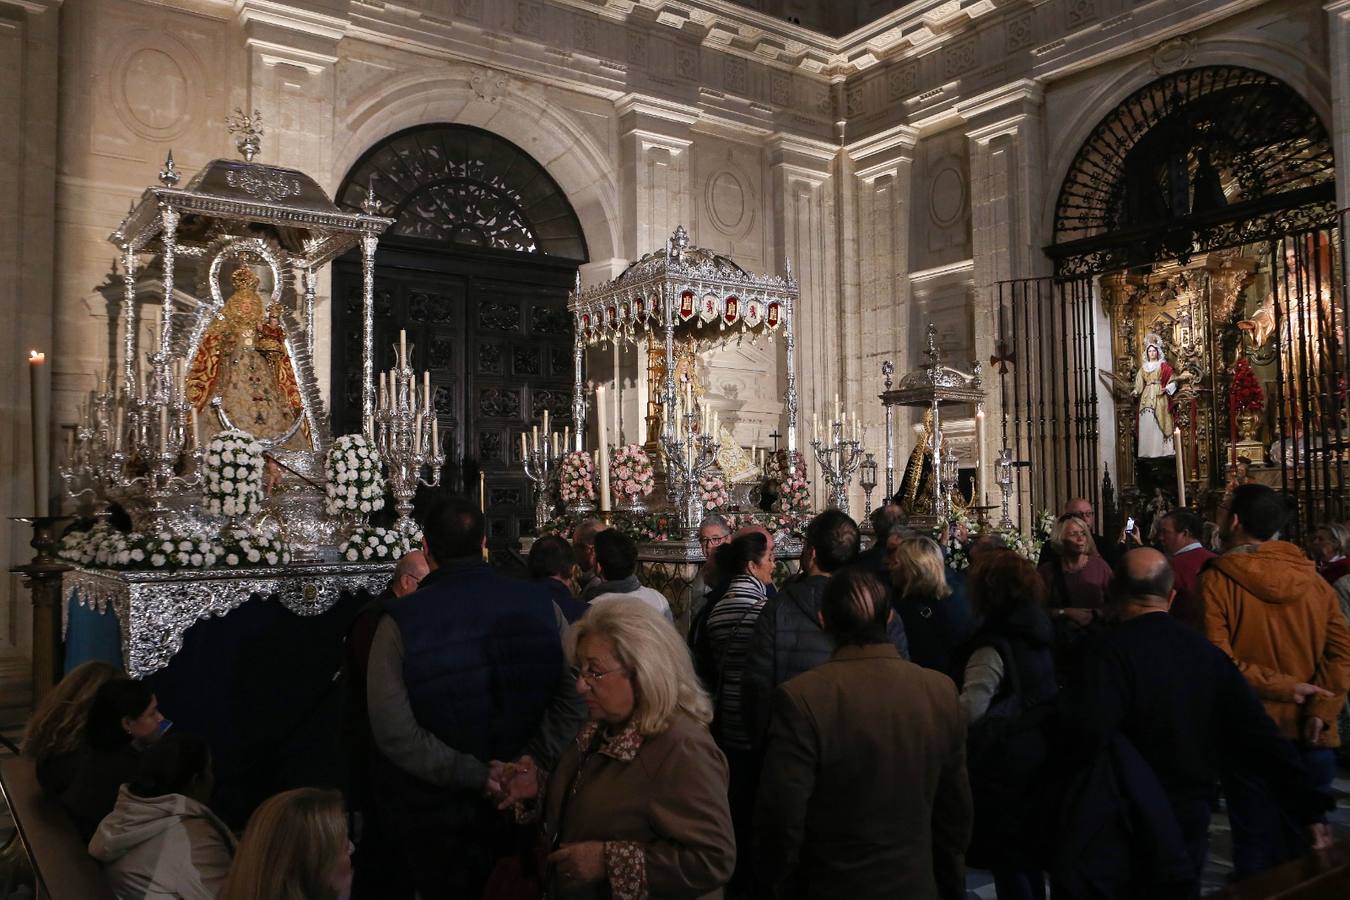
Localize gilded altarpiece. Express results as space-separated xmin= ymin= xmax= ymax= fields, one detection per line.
xmin=1101 ymin=255 xmax=1255 ymax=512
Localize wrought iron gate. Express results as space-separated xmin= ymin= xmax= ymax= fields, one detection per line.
xmin=994 ymin=277 xmax=1100 ymax=528
xmin=1266 ymin=220 xmax=1347 ymax=531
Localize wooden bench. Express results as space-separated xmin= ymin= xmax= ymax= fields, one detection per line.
xmin=0 ymin=756 xmax=114 ymax=899
xmin=1214 ymin=838 xmax=1350 ymax=899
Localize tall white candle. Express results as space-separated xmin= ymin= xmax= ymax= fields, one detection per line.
xmin=975 ymin=409 xmax=988 ymax=508
xmin=1174 ymin=427 xmax=1187 ymax=507
xmin=612 ymin=342 xmax=621 ymax=443
xmin=423 ymin=371 xmax=430 ymax=413
xmin=532 ymin=426 xmax=539 ymax=452
xmin=542 ymin=409 xmax=550 ymax=435
xmin=366 ymin=414 xmax=374 ymax=439
xmin=521 ymin=432 xmax=528 ymax=459
xmin=597 ymin=385 xmax=611 ymax=511
xmin=413 ymin=413 xmax=423 ymax=455
xmin=399 ymin=330 xmax=408 ymax=369
xmin=834 ymin=393 xmax=841 ymax=423
xmin=564 ymin=425 xmax=571 ymax=451
xmin=431 ymin=417 xmax=438 ymax=455
xmin=28 ymin=352 xmax=48 ymax=514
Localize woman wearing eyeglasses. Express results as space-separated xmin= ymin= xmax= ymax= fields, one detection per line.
xmin=498 ymin=598 xmax=734 ymax=899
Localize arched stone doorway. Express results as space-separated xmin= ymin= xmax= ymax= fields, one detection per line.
xmin=333 ymin=124 xmax=588 ymax=546
xmin=998 ymin=66 xmax=1341 ymax=533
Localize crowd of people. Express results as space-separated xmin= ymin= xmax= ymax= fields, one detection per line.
xmin=16 ymin=482 xmax=1350 ymax=899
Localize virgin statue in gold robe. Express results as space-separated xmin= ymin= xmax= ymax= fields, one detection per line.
xmin=187 ymin=267 xmax=309 ymax=449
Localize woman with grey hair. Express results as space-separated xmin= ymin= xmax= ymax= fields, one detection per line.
xmin=497 ymin=598 xmax=735 ymax=899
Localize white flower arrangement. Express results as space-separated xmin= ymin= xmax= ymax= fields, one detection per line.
xmin=1000 ymin=526 xmax=1043 ymax=563
xmin=93 ymin=529 xmax=134 ymax=568
xmin=130 ymin=531 xmax=218 ymax=570
xmin=325 ymin=434 xmax=385 ymax=516
xmin=944 ymin=510 xmax=974 ymax=570
xmin=610 ymin=444 xmax=655 ymax=502
xmin=58 ymin=523 xmax=119 ymax=567
xmin=699 ymin=470 xmax=729 ymax=512
xmin=202 ymin=429 xmax=265 ymax=519
xmin=1032 ymin=509 xmax=1056 ymax=543
xmin=559 ymin=451 xmax=596 ymax=504
xmin=338 ymin=524 xmax=422 ymax=562
xmin=217 ymin=524 xmax=292 ymax=569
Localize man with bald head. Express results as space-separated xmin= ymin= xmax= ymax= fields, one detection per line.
xmin=1064 ymin=548 xmax=1329 ymax=882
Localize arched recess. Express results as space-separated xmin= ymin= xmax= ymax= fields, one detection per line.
xmin=330 ymin=69 xmax=621 ymax=266
xmin=1047 ymin=65 xmax=1336 ymax=277
xmin=331 ymin=123 xmax=591 ymax=547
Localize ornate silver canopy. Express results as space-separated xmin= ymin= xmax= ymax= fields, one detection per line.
xmin=880 ymin=324 xmax=986 ymax=524
xmin=567 ymin=225 xmax=801 ymax=453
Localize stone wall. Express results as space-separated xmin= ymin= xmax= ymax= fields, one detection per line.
xmin=0 ymin=0 xmax=1343 ymax=672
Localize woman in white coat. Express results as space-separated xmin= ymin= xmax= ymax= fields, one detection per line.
xmin=89 ymin=732 xmax=235 ymax=899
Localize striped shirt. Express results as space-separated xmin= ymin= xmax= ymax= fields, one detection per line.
xmin=706 ymin=573 xmax=769 ymax=750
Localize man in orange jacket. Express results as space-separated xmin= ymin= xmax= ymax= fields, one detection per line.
xmin=1204 ymin=483 xmax=1350 ymax=879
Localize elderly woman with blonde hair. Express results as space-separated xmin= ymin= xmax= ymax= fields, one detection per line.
xmin=498 ymin=597 xmax=735 ymax=899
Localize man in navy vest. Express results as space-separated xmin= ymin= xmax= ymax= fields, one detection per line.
xmin=367 ymin=496 xmax=585 ymax=899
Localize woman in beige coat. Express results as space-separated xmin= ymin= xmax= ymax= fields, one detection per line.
xmin=499 ymin=597 xmax=735 ymax=900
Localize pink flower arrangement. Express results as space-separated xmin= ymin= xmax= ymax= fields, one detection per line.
xmin=700 ymin=471 xmax=730 ymax=511
xmin=558 ymin=451 xmax=596 ymax=503
xmin=610 ymin=444 xmax=655 ymax=501
xmin=775 ymin=472 xmax=812 ymax=515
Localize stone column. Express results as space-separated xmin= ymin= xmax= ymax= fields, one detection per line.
xmin=769 ymin=133 xmax=838 ymax=509
xmin=1328 ymin=0 xmax=1350 ymax=211
xmin=850 ymin=126 xmax=919 ymax=512
xmin=236 ymin=0 xmax=348 ymax=390
xmin=618 ymin=95 xmax=698 ymax=260
xmin=961 ymin=80 xmax=1049 ymax=522
xmin=617 ymin=96 xmax=698 ymax=453
xmin=1 ymin=0 xmax=59 ymax=681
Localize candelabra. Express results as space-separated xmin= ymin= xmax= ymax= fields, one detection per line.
xmin=661 ymin=406 xmax=721 ymax=537
xmin=939 ymin=445 xmax=960 ymax=521
xmin=60 ymin=361 xmax=202 ymax=529
xmin=373 ymin=348 xmax=443 ymax=536
xmin=810 ymin=418 xmax=865 ymax=516
xmin=859 ymin=452 xmax=878 ymax=527
xmin=59 ymin=385 xmax=121 ymax=521
xmin=996 ymin=447 xmax=1014 ymax=528
xmin=522 ymin=432 xmax=562 ymax=532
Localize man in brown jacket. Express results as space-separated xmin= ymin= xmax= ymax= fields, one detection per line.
xmin=1204 ymin=483 xmax=1350 ymax=878
xmin=754 ymin=568 xmax=971 ymax=900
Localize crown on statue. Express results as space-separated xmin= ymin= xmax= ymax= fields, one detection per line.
xmin=231 ymin=267 xmax=262 ymax=292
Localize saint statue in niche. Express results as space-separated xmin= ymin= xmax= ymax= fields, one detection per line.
xmin=1133 ymin=337 xmax=1177 ymax=459
xmin=187 ymin=266 xmax=309 ymax=449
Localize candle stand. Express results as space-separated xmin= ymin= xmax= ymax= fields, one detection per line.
xmin=859 ymin=453 xmax=878 ymax=527
xmin=374 ymin=355 xmax=444 ymax=536
xmin=997 ymin=448 xmax=1015 ymax=529
xmin=523 ymin=434 xmax=562 ymax=532
xmin=810 ymin=420 xmax=865 ymax=516
xmin=661 ymin=408 xmax=721 ymax=538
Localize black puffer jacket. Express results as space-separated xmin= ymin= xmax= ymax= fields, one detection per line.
xmin=741 ymin=574 xmax=909 ymax=749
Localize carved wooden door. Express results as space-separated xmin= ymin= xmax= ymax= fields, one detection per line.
xmin=333 ymin=249 xmax=577 ymax=548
